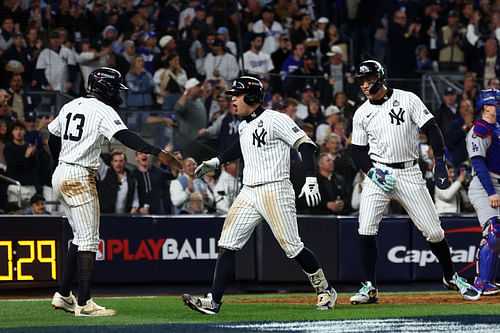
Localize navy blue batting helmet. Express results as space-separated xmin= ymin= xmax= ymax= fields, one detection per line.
xmin=355 ymin=60 xmax=386 ymax=95
xmin=225 ymin=76 xmax=264 ymax=105
xmin=88 ymin=67 xmax=128 ymax=108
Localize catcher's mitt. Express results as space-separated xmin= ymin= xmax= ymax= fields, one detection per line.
xmin=158 ymin=149 xmax=183 ymax=171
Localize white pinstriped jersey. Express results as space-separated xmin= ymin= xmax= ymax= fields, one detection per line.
xmin=48 ymin=96 xmax=127 ymax=169
xmin=239 ymin=109 xmax=306 ymax=186
xmin=352 ymin=89 xmax=433 ymax=164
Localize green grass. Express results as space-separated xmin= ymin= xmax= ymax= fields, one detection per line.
xmin=0 ymin=293 xmax=499 ymax=328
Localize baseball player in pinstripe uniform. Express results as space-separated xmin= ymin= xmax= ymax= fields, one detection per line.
xmin=466 ymin=89 xmax=500 ymax=295
xmin=182 ymin=76 xmax=337 ymax=314
xmin=48 ymin=67 xmax=182 ymax=316
xmin=350 ymin=60 xmax=480 ymax=304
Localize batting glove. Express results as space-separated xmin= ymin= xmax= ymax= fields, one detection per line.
xmin=434 ymin=156 xmax=451 ymax=190
xmin=299 ymin=177 xmax=321 ymax=207
xmin=195 ymin=157 xmax=220 ymax=178
xmin=367 ymin=167 xmax=396 ymax=192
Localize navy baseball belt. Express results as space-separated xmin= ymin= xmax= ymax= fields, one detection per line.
xmin=376 ymin=160 xmax=417 ymax=169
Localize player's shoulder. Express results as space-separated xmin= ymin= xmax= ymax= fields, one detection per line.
xmin=392 ymin=88 xmax=419 ymax=100
xmin=353 ymin=101 xmax=370 ymax=119
xmin=472 ymin=119 xmax=492 ymax=138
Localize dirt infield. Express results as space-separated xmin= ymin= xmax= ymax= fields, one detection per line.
xmin=228 ymin=294 xmax=500 ymax=305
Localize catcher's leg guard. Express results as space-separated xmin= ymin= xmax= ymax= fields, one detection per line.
xmin=475 ymin=217 xmax=500 ymax=291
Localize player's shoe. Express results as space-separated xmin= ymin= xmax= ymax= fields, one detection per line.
xmin=316 ymin=287 xmax=337 ymax=310
xmin=51 ymin=291 xmax=77 ymax=313
xmin=473 ymin=281 xmax=500 ymax=296
xmin=182 ymin=293 xmax=221 ymax=315
xmin=350 ymin=281 xmax=379 ymax=305
xmin=74 ymin=299 xmax=116 ymax=317
xmin=443 ymin=273 xmax=480 ymax=301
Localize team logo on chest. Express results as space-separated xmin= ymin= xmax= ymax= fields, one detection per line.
xmin=252 ymin=127 xmax=267 ymax=147
xmin=389 ymin=100 xmax=405 ymax=125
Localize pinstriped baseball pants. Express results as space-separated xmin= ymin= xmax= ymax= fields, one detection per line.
xmin=358 ymin=162 xmax=445 ymax=243
xmin=52 ymin=163 xmax=100 ymax=252
xmin=218 ymin=180 xmax=304 ymax=258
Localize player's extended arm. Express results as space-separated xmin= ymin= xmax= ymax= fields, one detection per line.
xmin=297 ymin=140 xmax=321 ymax=207
xmin=48 ymin=133 xmax=61 ymax=161
xmin=113 ymin=129 xmax=182 ymax=170
xmin=195 ymin=140 xmax=243 ymax=178
xmin=421 ymin=118 xmax=450 ymax=189
xmin=351 ymin=144 xmax=396 ymax=192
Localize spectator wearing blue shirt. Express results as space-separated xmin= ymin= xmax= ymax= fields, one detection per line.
xmin=280 ymin=42 xmax=305 ymax=93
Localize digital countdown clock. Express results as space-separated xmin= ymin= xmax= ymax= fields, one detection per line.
xmin=0 ymin=216 xmax=63 ymax=289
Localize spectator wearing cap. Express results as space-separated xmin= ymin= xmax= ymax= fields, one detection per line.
xmin=472 ymin=38 xmax=500 ymax=89
xmin=251 ymin=4 xmax=284 ymax=55
xmin=241 ymin=33 xmax=274 ymax=79
xmin=101 ymin=25 xmax=123 ymax=55
xmin=313 ymin=17 xmax=329 ymax=41
xmin=25 ymin=194 xmax=49 ymax=215
xmin=216 ymin=27 xmax=237 ymax=56
xmin=437 ymin=9 xmax=466 ymax=72
xmin=1 ymin=31 xmax=36 ymax=89
xmin=286 ymin=49 xmax=325 ymax=105
xmin=35 ymin=30 xmax=77 ymax=93
xmin=153 ymin=52 xmax=187 ymax=110
xmin=78 ymin=40 xmax=112 ymax=90
xmin=0 ymin=17 xmax=14 ymax=54
xmin=7 ymin=74 xmax=34 ymax=122
xmin=322 ymin=44 xmax=357 ymax=106
xmin=4 ymin=120 xmax=37 ymax=207
xmin=125 ymin=55 xmax=154 ymax=109
xmin=280 ymin=42 xmax=305 ymax=92
xmin=152 ymin=34 xmax=178 ymax=71
xmin=23 ymin=110 xmax=43 ymax=148
xmin=434 ymin=86 xmax=459 ymax=136
xmin=204 ymin=38 xmax=239 ymax=88
xmin=315 ymin=105 xmax=343 ymax=146
xmin=173 ymin=78 xmax=207 ymax=153
xmin=136 ymin=31 xmax=160 ymax=75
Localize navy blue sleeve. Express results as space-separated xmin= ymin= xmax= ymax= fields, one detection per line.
xmin=420 ymin=118 xmax=445 ymax=157
xmin=219 ymin=140 xmax=242 ymax=163
xmin=298 ymin=142 xmax=318 ymax=177
xmin=352 ymin=144 xmax=374 ymax=174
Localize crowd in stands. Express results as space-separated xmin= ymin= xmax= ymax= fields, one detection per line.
xmin=1 ymin=0 xmax=499 ymax=216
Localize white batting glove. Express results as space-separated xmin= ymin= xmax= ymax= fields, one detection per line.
xmin=195 ymin=157 xmax=220 ymax=178
xmin=299 ymin=177 xmax=321 ymax=207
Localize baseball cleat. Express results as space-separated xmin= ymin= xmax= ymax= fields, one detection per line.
xmin=182 ymin=293 xmax=221 ymax=315
xmin=474 ymin=281 xmax=500 ymax=296
xmin=52 ymin=291 xmax=77 ymax=313
xmin=443 ymin=273 xmax=480 ymax=301
xmin=74 ymin=299 xmax=116 ymax=317
xmin=350 ymin=281 xmax=379 ymax=305
xmin=316 ymin=287 xmax=337 ymax=310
